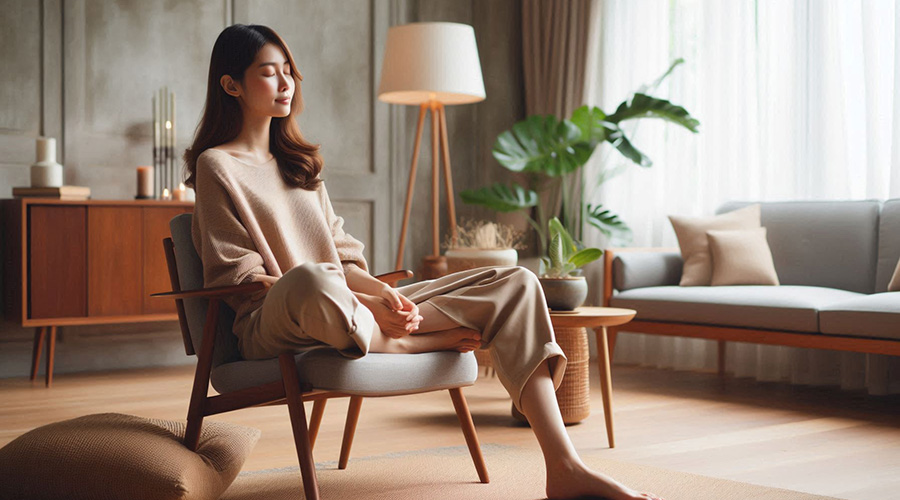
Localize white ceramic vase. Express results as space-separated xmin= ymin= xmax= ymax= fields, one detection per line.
xmin=30 ymin=137 xmax=64 ymax=188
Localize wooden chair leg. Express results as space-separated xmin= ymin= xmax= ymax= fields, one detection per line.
xmin=309 ymin=399 xmax=327 ymax=451
xmin=184 ymin=300 xmax=219 ymax=451
xmin=45 ymin=326 xmax=57 ymax=387
xmin=448 ymin=388 xmax=489 ymax=483
xmin=30 ymin=327 xmax=45 ymax=381
xmin=718 ymin=340 xmax=727 ymax=376
xmin=339 ymin=396 xmax=363 ymax=470
xmin=279 ymin=353 xmax=320 ymax=500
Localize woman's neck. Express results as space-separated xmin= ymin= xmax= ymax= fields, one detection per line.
xmin=232 ymin=112 xmax=272 ymax=156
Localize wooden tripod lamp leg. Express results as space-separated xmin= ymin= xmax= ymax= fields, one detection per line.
xmin=395 ymin=104 xmax=429 ymax=271
xmin=430 ymin=102 xmax=440 ymax=256
xmin=437 ymin=103 xmax=458 ymax=244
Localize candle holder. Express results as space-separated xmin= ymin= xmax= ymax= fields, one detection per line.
xmin=152 ymin=86 xmax=177 ymax=200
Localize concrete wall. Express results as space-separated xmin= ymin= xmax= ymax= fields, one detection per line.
xmin=0 ymin=0 xmax=525 ymax=378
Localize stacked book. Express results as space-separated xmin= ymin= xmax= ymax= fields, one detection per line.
xmin=12 ymin=186 xmax=91 ymax=201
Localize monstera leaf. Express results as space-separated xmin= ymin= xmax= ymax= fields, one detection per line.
xmin=459 ymin=183 xmax=538 ymax=213
xmin=605 ymin=93 xmax=700 ymax=132
xmin=586 ymin=204 xmax=632 ymax=243
xmin=492 ymin=115 xmax=595 ymax=177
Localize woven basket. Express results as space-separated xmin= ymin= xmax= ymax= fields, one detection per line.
xmin=554 ymin=326 xmax=590 ymax=424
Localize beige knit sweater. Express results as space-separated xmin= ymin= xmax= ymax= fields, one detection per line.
xmin=191 ymin=148 xmax=368 ymax=341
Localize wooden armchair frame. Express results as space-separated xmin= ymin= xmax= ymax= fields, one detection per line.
xmin=153 ymin=237 xmax=488 ymax=500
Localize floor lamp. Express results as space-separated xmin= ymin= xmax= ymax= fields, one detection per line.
xmin=377 ymin=22 xmax=486 ymax=276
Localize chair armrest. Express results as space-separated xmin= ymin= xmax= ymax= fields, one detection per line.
xmin=151 ymin=281 xmax=270 ymax=300
xmin=375 ymin=269 xmax=414 ymax=287
xmin=603 ymin=248 xmax=682 ymax=305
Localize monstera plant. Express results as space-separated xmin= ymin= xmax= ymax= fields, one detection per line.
xmin=461 ymin=60 xmax=700 ymax=259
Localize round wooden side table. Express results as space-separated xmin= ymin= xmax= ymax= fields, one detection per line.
xmin=550 ymin=306 xmax=636 ymax=448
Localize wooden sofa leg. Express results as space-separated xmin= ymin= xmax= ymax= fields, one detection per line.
xmin=309 ymin=399 xmax=327 ymax=451
xmin=279 ymin=353 xmax=320 ymax=500
xmin=717 ymin=340 xmax=727 ymax=376
xmin=339 ymin=396 xmax=363 ymax=470
xmin=449 ymin=388 xmax=489 ymax=483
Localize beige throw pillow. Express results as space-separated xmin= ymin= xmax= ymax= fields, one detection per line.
xmin=707 ymin=228 xmax=780 ymax=286
xmin=0 ymin=413 xmax=260 ymax=500
xmin=889 ymin=257 xmax=900 ymax=292
xmin=669 ymin=204 xmax=761 ymax=286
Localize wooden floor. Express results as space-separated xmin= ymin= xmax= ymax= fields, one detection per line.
xmin=2 ymin=363 xmax=898 ymax=500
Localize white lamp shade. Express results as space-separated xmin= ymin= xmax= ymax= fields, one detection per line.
xmin=378 ymin=22 xmax=486 ymax=106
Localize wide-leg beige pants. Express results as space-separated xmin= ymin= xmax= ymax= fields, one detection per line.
xmin=239 ymin=263 xmax=567 ymax=411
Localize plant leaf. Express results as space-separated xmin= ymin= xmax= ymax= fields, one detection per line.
xmin=605 ymin=93 xmax=700 ymax=133
xmin=548 ymin=233 xmax=563 ymax=270
xmin=586 ymin=204 xmax=633 ymax=244
xmin=459 ymin=183 xmax=538 ymax=212
xmin=570 ymin=105 xmax=611 ymax=148
xmin=568 ymin=247 xmax=604 ymax=268
xmin=492 ymin=115 xmax=593 ymax=177
xmin=606 ymin=126 xmax=652 ymax=167
xmin=548 ymin=217 xmax=577 ymax=260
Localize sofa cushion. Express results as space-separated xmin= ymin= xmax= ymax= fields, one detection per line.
xmin=707 ymin=228 xmax=779 ymax=286
xmin=718 ymin=200 xmax=880 ymax=294
xmin=877 ymin=199 xmax=900 ymax=292
xmin=612 ymin=251 xmax=683 ymax=291
xmin=0 ymin=413 xmax=260 ymax=500
xmin=610 ymin=285 xmax=863 ymax=332
xmin=819 ymin=293 xmax=900 ymax=340
xmin=669 ymin=204 xmax=761 ymax=286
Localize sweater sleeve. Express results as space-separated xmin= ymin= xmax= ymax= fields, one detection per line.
xmin=192 ymin=155 xmax=271 ymax=310
xmin=319 ymin=182 xmax=369 ymax=275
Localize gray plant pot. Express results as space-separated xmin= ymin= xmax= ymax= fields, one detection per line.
xmin=539 ymin=276 xmax=588 ymax=311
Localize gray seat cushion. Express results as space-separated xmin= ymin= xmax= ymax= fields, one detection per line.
xmin=610 ymin=286 xmax=863 ymax=332
xmin=819 ymin=293 xmax=900 ymax=340
xmin=211 ymin=349 xmax=478 ymax=396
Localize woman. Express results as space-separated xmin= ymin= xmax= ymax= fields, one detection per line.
xmin=185 ymin=24 xmax=662 ymax=500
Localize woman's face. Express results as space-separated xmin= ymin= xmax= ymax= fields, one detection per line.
xmin=229 ymin=43 xmax=300 ymax=118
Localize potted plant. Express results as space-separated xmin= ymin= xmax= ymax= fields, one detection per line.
xmin=443 ymin=219 xmax=526 ymax=274
xmin=460 ymin=59 xmax=699 ymax=253
xmin=538 ymin=217 xmax=603 ymax=310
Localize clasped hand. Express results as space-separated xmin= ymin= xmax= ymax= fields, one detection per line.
xmin=354 ymin=284 xmax=422 ymax=339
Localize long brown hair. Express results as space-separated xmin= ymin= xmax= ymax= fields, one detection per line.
xmin=183 ymin=24 xmax=322 ymax=190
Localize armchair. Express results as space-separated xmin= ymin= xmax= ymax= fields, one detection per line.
xmin=153 ymin=213 xmax=488 ymax=500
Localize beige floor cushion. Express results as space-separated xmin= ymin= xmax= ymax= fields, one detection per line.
xmin=0 ymin=413 xmax=260 ymax=500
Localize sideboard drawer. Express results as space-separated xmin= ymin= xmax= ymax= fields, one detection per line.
xmin=29 ymin=205 xmax=87 ymax=319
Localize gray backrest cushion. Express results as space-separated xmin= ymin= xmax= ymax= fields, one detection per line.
xmin=613 ymin=251 xmax=683 ymax=291
xmin=718 ymin=200 xmax=880 ymax=294
xmin=170 ymin=213 xmax=242 ymax=367
xmin=876 ymin=199 xmax=900 ymax=292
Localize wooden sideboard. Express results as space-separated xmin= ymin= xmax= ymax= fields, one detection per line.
xmin=1 ymin=198 xmax=194 ymax=386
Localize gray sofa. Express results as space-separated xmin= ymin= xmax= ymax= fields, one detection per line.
xmin=601 ymin=200 xmax=900 ymax=368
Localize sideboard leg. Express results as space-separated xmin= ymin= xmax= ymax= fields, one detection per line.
xmin=45 ymin=326 xmax=58 ymax=387
xmin=30 ymin=327 xmax=46 ymax=381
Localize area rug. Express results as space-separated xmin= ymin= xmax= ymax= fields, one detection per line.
xmin=221 ymin=444 xmax=842 ymax=500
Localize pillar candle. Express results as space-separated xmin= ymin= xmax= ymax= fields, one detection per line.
xmin=36 ymin=137 xmax=56 ymax=163
xmin=162 ymin=187 xmax=171 ymax=200
xmin=173 ymin=182 xmax=186 ymax=201
xmin=136 ymin=166 xmax=153 ymax=199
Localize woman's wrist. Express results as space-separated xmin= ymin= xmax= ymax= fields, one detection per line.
xmin=345 ymin=263 xmax=391 ymax=295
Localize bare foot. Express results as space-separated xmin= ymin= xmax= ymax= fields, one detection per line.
xmin=546 ymin=458 xmax=664 ymax=500
xmin=371 ymin=327 xmax=482 ymax=354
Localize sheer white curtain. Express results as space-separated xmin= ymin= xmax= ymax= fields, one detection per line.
xmin=583 ymin=0 xmax=900 ymax=394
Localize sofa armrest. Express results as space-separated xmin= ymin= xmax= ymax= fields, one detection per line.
xmin=602 ymin=248 xmax=682 ymax=305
